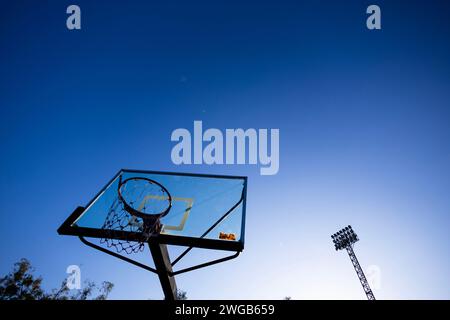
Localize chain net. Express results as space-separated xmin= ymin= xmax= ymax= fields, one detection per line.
xmin=100 ymin=198 xmax=160 ymax=254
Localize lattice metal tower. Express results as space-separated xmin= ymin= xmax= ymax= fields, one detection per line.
xmin=331 ymin=225 xmax=376 ymax=300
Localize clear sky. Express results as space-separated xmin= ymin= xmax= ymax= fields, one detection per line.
xmin=1 ymin=0 xmax=449 ymax=299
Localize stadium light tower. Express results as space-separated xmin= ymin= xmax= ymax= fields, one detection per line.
xmin=331 ymin=225 xmax=376 ymax=300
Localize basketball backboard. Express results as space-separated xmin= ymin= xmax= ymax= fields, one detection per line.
xmin=58 ymin=169 xmax=247 ymax=252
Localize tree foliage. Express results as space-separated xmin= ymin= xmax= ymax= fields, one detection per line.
xmin=0 ymin=259 xmax=113 ymax=300
xmin=176 ymin=289 xmax=188 ymax=300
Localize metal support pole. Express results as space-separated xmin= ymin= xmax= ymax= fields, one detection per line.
xmin=331 ymin=225 xmax=376 ymax=301
xmin=149 ymin=242 xmax=177 ymax=300
xmin=346 ymin=245 xmax=376 ymax=300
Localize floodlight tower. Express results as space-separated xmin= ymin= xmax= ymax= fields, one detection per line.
xmin=331 ymin=225 xmax=375 ymax=300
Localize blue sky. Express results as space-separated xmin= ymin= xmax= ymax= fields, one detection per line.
xmin=1 ymin=0 xmax=449 ymax=299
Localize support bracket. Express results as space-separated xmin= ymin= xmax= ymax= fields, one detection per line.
xmin=170 ymin=251 xmax=240 ymax=276
xmin=79 ymin=236 xmax=157 ymax=274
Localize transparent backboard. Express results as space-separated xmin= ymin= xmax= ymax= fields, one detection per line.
xmin=58 ymin=170 xmax=247 ymax=251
